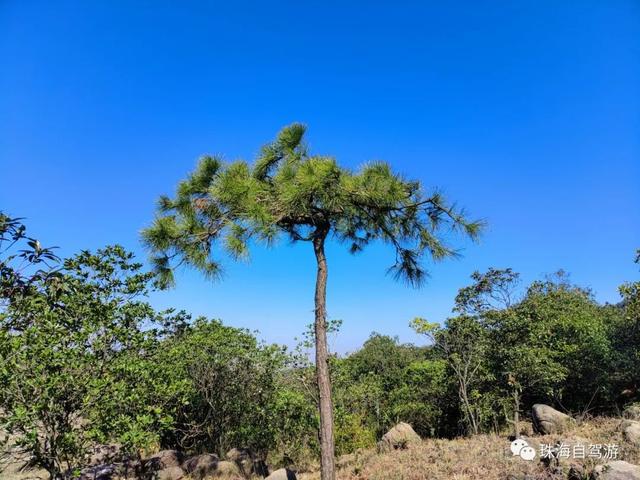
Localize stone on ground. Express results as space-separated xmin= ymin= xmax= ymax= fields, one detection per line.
xmin=623 ymin=403 xmax=640 ymax=421
xmin=591 ymin=460 xmax=640 ymax=479
xmin=212 ymin=460 xmax=243 ymax=479
xmin=144 ymin=449 xmax=184 ymax=471
xmin=225 ymin=447 xmax=268 ymax=476
xmin=182 ymin=453 xmax=219 ymax=480
xmin=620 ymin=420 xmax=640 ymax=446
xmin=265 ymin=468 xmax=297 ymax=480
xmin=157 ymin=465 xmax=185 ymax=480
xmin=87 ymin=444 xmax=122 ymax=467
xmin=532 ymin=404 xmax=572 ymax=434
xmin=378 ymin=422 xmax=421 ymax=452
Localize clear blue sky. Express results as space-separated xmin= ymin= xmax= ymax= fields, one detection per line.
xmin=1 ymin=1 xmax=639 ymax=352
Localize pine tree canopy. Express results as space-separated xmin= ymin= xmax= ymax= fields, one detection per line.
xmin=142 ymin=123 xmax=484 ymax=288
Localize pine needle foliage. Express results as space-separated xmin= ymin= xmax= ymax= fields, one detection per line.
xmin=142 ymin=123 xmax=483 ymax=288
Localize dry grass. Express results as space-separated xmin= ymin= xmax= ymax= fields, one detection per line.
xmin=299 ymin=417 xmax=640 ymax=480
xmin=2 ymin=417 xmax=638 ymax=480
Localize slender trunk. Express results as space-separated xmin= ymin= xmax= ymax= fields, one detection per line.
xmin=459 ymin=381 xmax=478 ymax=435
xmin=513 ymin=389 xmax=520 ymax=438
xmin=313 ymin=232 xmax=336 ymax=480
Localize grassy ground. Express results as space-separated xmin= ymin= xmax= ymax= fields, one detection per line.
xmin=3 ymin=417 xmax=638 ymax=480
xmin=299 ymin=417 xmax=640 ymax=480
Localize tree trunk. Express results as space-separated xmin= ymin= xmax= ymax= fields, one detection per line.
xmin=313 ymin=232 xmax=336 ymax=480
xmin=459 ymin=381 xmax=478 ymax=435
xmin=512 ymin=389 xmax=521 ymax=438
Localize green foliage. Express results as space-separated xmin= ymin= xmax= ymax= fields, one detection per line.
xmin=340 ymin=334 xmax=426 ymax=434
xmin=610 ymin=251 xmax=640 ymax=400
xmin=268 ymin=388 xmax=318 ymax=467
xmin=142 ymin=123 xmax=483 ymax=289
xmin=0 ymin=244 xmax=175 ymax=478
xmin=411 ymin=315 xmax=492 ymax=435
xmin=333 ymin=410 xmax=376 ymax=456
xmin=0 ymin=213 xmax=59 ymax=302
xmin=454 ymin=267 xmax=520 ymax=314
xmin=389 ymin=359 xmax=452 ymax=437
xmin=142 ymin=124 xmax=482 ymax=479
xmin=2 ymin=212 xmax=637 ymax=479
xmin=479 ymin=272 xmax=615 ymax=415
xmin=154 ymin=318 xmax=288 ymax=456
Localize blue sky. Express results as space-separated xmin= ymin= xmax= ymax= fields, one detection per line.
xmin=1 ymin=1 xmax=639 ymax=353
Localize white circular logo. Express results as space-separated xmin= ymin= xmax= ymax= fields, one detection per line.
xmin=510 ymin=439 xmax=528 ymax=456
xmin=510 ymin=439 xmax=536 ymax=461
xmin=519 ymin=446 xmax=536 ymax=461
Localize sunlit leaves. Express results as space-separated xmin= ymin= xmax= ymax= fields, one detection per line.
xmin=143 ymin=124 xmax=483 ymax=289
xmin=0 ymin=245 xmax=183 ymax=475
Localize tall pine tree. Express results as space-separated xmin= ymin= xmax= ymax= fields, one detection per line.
xmin=142 ymin=123 xmax=482 ymax=480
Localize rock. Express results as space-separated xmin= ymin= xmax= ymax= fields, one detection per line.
xmin=265 ymin=468 xmax=297 ymax=480
xmin=623 ymin=404 xmax=640 ymax=421
xmin=226 ymin=448 xmax=251 ymax=462
xmin=87 ymin=444 xmax=122 ymax=466
xmin=182 ymin=453 xmax=219 ymax=480
xmin=569 ymin=463 xmax=586 ymax=480
xmin=532 ymin=404 xmax=572 ymax=434
xmin=621 ymin=420 xmax=640 ymax=446
xmin=225 ymin=447 xmax=269 ymax=477
xmin=144 ymin=450 xmax=184 ymax=471
xmin=591 ymin=460 xmax=640 ymax=479
xmin=214 ymin=460 xmax=243 ymax=478
xmin=378 ymin=422 xmax=421 ymax=452
xmin=158 ymin=466 xmax=186 ymax=480
xmin=77 ymin=464 xmax=117 ymax=480
xmin=226 ymin=447 xmax=253 ymax=476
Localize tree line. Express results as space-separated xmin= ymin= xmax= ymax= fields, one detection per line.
xmin=1 ymin=212 xmax=638 ymax=480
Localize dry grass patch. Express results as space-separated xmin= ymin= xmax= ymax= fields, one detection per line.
xmin=300 ymin=417 xmax=640 ymax=480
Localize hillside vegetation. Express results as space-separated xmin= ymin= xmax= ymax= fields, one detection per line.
xmin=1 ymin=214 xmax=638 ymax=480
xmin=300 ymin=416 xmax=640 ymax=480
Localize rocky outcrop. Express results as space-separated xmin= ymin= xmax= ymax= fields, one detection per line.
xmin=77 ymin=464 xmax=118 ymax=480
xmin=157 ymin=466 xmax=186 ymax=480
xmin=87 ymin=444 xmax=122 ymax=467
xmin=591 ymin=460 xmax=640 ymax=479
xmin=265 ymin=468 xmax=297 ymax=480
xmin=215 ymin=460 xmax=243 ymax=478
xmin=144 ymin=449 xmax=184 ymax=471
xmin=226 ymin=447 xmax=269 ymax=477
xmin=620 ymin=420 xmax=640 ymax=446
xmin=182 ymin=453 xmax=219 ymax=480
xmin=532 ymin=404 xmax=572 ymax=434
xmin=624 ymin=404 xmax=640 ymax=421
xmin=377 ymin=422 xmax=421 ymax=452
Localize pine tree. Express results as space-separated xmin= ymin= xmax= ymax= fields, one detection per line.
xmin=142 ymin=123 xmax=483 ymax=480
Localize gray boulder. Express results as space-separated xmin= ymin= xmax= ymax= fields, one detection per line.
xmin=215 ymin=460 xmax=243 ymax=478
xmin=591 ymin=460 xmax=640 ymax=479
xmin=378 ymin=422 xmax=421 ymax=452
xmin=182 ymin=453 xmax=219 ymax=480
xmin=226 ymin=448 xmax=251 ymax=462
xmin=144 ymin=450 xmax=184 ymax=471
xmin=624 ymin=404 xmax=640 ymax=421
xmin=621 ymin=420 xmax=640 ymax=446
xmin=87 ymin=444 xmax=122 ymax=467
xmin=225 ymin=447 xmax=269 ymax=477
xmin=265 ymin=468 xmax=297 ymax=480
xmin=532 ymin=404 xmax=571 ymax=434
xmin=77 ymin=464 xmax=117 ymax=480
xmin=157 ymin=466 xmax=186 ymax=480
